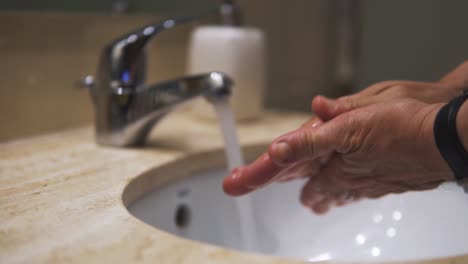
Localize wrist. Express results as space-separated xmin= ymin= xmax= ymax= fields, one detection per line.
xmin=456 ymin=99 xmax=468 ymax=152
xmin=419 ymin=103 xmax=454 ymax=182
xmin=432 ymin=92 xmax=468 ymax=185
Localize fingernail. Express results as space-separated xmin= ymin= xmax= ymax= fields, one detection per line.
xmin=222 ymin=168 xmax=253 ymax=196
xmin=230 ymin=167 xmax=241 ymax=180
xmin=313 ymin=203 xmax=331 ymax=215
xmin=272 ymin=142 xmax=292 ymax=163
xmin=311 ymin=121 xmax=322 ymax=128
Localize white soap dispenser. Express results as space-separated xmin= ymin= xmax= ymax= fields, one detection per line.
xmin=187 ymin=0 xmax=266 ymax=121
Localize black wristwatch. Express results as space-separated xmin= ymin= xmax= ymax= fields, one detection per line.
xmin=433 ymin=90 xmax=468 ymax=191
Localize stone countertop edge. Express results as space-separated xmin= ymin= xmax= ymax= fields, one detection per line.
xmin=0 ymin=111 xmax=467 ymax=264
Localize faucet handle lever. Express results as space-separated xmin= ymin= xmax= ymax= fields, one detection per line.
xmin=98 ymin=17 xmax=197 ymax=93
xmin=109 ymin=17 xmax=196 ymax=52
xmin=73 ymin=75 xmax=94 ymax=90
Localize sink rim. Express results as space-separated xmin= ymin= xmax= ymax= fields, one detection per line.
xmin=122 ymin=143 xmax=267 ymax=208
xmin=122 ymin=144 xmax=468 ymax=264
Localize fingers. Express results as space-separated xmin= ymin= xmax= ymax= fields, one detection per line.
xmin=300 ymin=185 xmax=332 ymax=215
xmin=300 ymin=156 xmax=345 ymax=214
xmin=300 ymin=116 xmax=323 ymax=129
xmin=276 ymin=160 xmax=321 ymax=182
xmin=311 ymin=80 xmax=423 ymax=121
xmin=223 ymin=153 xmax=283 ymax=196
xmin=311 ymin=96 xmax=338 ymax=121
xmin=301 ymin=179 xmax=359 ymax=214
xmin=439 ymin=60 xmax=468 ymax=94
xmin=312 ymin=199 xmax=333 ymax=215
xmin=300 ymin=155 xmax=374 ymax=214
xmin=268 ymin=116 xmax=356 ymax=167
xmin=312 ymin=95 xmax=376 ymax=121
xmin=223 ymin=115 xmax=328 ymax=197
xmin=223 ymin=152 xmax=328 ymax=196
xmin=312 ymin=95 xmax=356 ymax=121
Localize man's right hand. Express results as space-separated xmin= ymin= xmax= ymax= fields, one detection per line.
xmin=277 ymin=60 xmax=468 ymax=184
xmin=223 ymin=99 xmax=453 ymax=214
xmin=312 ymin=60 xmax=468 ymax=122
xmin=222 ymin=61 xmax=468 ymax=211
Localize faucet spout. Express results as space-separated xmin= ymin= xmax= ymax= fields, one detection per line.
xmin=96 ymin=72 xmax=233 ymax=147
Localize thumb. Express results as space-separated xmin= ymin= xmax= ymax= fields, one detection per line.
xmin=439 ymin=60 xmax=468 ymax=93
xmin=312 ymin=95 xmax=375 ymax=121
xmin=268 ymin=118 xmax=355 ymax=166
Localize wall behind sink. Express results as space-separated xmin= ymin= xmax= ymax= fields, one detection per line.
xmin=0 ymin=0 xmax=338 ymax=142
xmin=357 ymin=0 xmax=468 ymax=90
xmin=1 ymin=0 xmax=467 ymax=142
xmin=0 ymin=12 xmax=193 ymax=142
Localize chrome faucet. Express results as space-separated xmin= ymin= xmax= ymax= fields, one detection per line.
xmin=81 ymin=18 xmax=233 ymax=147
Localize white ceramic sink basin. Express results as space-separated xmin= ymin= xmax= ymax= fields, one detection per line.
xmin=128 ymin=168 xmax=468 ymax=262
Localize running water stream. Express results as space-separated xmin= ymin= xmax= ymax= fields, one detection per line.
xmin=212 ymin=98 xmax=258 ymax=251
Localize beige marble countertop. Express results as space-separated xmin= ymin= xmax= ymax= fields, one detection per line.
xmin=1 ymin=111 xmax=467 ymax=264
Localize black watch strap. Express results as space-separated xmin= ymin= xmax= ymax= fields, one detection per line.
xmin=433 ymin=90 xmax=468 ymax=182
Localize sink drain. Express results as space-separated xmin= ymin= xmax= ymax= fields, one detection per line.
xmin=174 ymin=204 xmax=191 ymax=229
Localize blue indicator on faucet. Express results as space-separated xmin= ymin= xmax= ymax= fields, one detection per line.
xmin=121 ymin=70 xmax=131 ymax=84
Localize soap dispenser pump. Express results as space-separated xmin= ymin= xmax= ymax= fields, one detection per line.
xmin=219 ymin=0 xmax=242 ymax=26
xmin=188 ymin=0 xmax=266 ymax=121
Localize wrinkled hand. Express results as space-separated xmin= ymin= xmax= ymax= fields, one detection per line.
xmin=315 ymin=60 xmax=468 ymax=121
xmin=244 ymin=61 xmax=468 ymax=186
xmin=222 ymin=61 xmax=467 ymax=214
xmin=223 ymin=99 xmax=453 ymax=214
